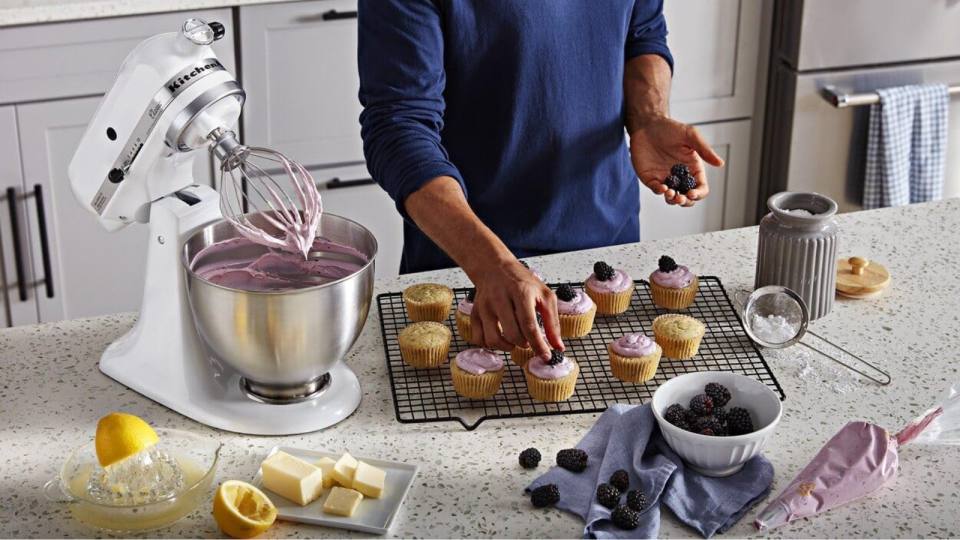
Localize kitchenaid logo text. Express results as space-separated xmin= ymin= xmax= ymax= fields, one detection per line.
xmin=167 ymin=60 xmax=223 ymax=94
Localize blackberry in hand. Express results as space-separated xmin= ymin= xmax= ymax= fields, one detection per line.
xmin=531 ymin=484 xmax=561 ymax=507
xmin=466 ymin=287 xmax=476 ymax=302
xmin=727 ymin=407 xmax=755 ymax=435
xmin=519 ymin=448 xmax=541 ymax=469
xmin=676 ymin=174 xmax=697 ymax=195
xmin=671 ymin=163 xmax=690 ymax=178
xmin=556 ymin=284 xmax=577 ymax=302
xmin=519 ymin=260 xmax=530 ymax=269
xmin=609 ymin=469 xmax=630 ymax=493
xmin=689 ymin=394 xmax=714 ymax=416
xmin=596 ymin=483 xmax=621 ymax=509
xmin=704 ymin=382 xmax=731 ymax=407
xmin=664 ymin=175 xmax=681 ymax=191
xmin=556 ymin=448 xmax=589 ymax=472
xmin=546 ymin=350 xmax=566 ymax=366
xmin=593 ymin=261 xmax=615 ymax=281
xmin=626 ymin=490 xmax=646 ymax=512
xmin=693 ymin=416 xmax=725 ymax=436
xmin=658 ymin=255 xmax=678 ymax=273
xmin=663 ymin=404 xmax=688 ymax=427
xmin=611 ymin=505 xmax=640 ymax=530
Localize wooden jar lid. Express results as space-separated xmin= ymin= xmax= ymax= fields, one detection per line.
xmin=836 ymin=256 xmax=890 ymax=298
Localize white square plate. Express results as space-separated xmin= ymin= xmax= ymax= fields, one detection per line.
xmin=251 ymin=446 xmax=420 ymax=535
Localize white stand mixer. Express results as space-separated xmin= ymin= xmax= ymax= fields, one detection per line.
xmin=68 ymin=19 xmax=362 ymax=435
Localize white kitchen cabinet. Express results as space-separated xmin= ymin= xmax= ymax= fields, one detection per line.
xmin=665 ymin=0 xmax=763 ymax=125
xmin=640 ymin=119 xmax=751 ymax=241
xmin=239 ymin=0 xmax=364 ymax=169
xmin=0 ymin=106 xmax=37 ymax=327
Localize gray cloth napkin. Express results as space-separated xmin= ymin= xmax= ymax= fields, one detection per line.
xmin=526 ymin=404 xmax=773 ymax=539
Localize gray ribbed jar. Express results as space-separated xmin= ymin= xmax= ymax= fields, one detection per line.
xmin=755 ymin=192 xmax=839 ymax=320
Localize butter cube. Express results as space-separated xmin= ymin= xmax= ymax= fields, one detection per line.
xmin=323 ymin=486 xmax=364 ymax=517
xmin=331 ymin=453 xmax=359 ymax=487
xmin=261 ymin=451 xmax=324 ymax=506
xmin=314 ymin=456 xmax=339 ymax=488
xmin=352 ymin=461 xmax=386 ymax=499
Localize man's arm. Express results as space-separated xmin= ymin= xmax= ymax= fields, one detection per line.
xmin=357 ymin=0 xmax=561 ymax=359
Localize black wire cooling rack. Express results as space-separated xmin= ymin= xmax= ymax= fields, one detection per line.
xmin=376 ymin=277 xmax=785 ymax=430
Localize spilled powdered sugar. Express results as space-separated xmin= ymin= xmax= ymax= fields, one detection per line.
xmin=763 ymin=345 xmax=863 ymax=394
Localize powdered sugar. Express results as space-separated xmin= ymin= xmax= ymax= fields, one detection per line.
xmin=783 ymin=208 xmax=818 ymax=217
xmin=751 ymin=314 xmax=799 ymax=344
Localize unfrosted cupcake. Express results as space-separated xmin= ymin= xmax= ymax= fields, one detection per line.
xmin=649 ymin=256 xmax=699 ymax=310
xmin=519 ymin=260 xmax=545 ymax=282
xmin=455 ymin=288 xmax=476 ymax=344
xmin=555 ymin=284 xmax=596 ymax=338
xmin=403 ymin=283 xmax=454 ymax=322
xmin=511 ymin=313 xmax=546 ymax=367
xmin=398 ymin=321 xmax=452 ymax=368
xmin=584 ymin=260 xmax=635 ymax=315
xmin=607 ymin=333 xmax=662 ymax=382
xmin=450 ymin=348 xmax=504 ymax=398
xmin=652 ymin=314 xmax=705 ymax=359
xmin=523 ymin=350 xmax=579 ymax=402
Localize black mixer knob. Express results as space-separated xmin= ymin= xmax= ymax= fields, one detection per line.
xmin=209 ymin=22 xmax=226 ymax=41
xmin=108 ymin=168 xmax=124 ymax=184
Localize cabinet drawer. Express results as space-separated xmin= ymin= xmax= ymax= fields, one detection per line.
xmin=0 ymin=9 xmax=235 ymax=105
xmin=239 ymin=0 xmax=364 ymax=168
xmin=665 ymin=0 xmax=763 ymax=124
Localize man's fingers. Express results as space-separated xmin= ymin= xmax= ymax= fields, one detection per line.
xmin=685 ymin=174 xmax=710 ymax=201
xmin=645 ymin=179 xmax=668 ymax=195
xmin=540 ymin=293 xmax=564 ymax=352
xmin=687 ymin=126 xmax=724 ymax=167
xmin=481 ymin=306 xmax=513 ymax=352
xmin=497 ymin=301 xmax=527 ymax=349
xmin=517 ymin=298 xmax=550 ymax=360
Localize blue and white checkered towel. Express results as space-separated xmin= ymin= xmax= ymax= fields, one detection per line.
xmin=526 ymin=404 xmax=773 ymax=539
xmin=863 ymin=84 xmax=950 ymax=209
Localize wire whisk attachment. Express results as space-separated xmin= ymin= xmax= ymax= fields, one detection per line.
xmin=209 ymin=129 xmax=321 ymax=258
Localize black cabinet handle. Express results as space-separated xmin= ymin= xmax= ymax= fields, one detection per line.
xmin=322 ymin=9 xmax=358 ymax=21
xmin=324 ymin=177 xmax=375 ymax=190
xmin=32 ymin=185 xmax=54 ymax=299
xmin=5 ymin=187 xmax=27 ymax=302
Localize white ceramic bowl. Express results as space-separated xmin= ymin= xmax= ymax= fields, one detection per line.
xmin=652 ymin=371 xmax=782 ymax=477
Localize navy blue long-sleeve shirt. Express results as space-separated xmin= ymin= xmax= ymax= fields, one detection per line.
xmin=358 ymin=0 xmax=672 ymax=274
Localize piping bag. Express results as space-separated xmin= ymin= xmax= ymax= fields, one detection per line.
xmin=755 ymin=380 xmax=960 ymax=532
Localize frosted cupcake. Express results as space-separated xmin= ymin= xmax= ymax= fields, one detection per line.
xmin=398 ymin=321 xmax=452 ymax=368
xmin=403 ymin=283 xmax=454 ymax=322
xmin=511 ymin=313 xmax=546 ymax=367
xmin=455 ymin=288 xmax=476 ymax=344
xmin=584 ymin=260 xmax=635 ymax=315
xmin=649 ymin=256 xmax=698 ymax=310
xmin=450 ymin=348 xmax=504 ymax=398
xmin=555 ymin=284 xmax=596 ymax=338
xmin=520 ymin=260 xmax=545 ymax=282
xmin=652 ymin=314 xmax=705 ymax=359
xmin=607 ymin=333 xmax=662 ymax=383
xmin=523 ymin=350 xmax=579 ymax=402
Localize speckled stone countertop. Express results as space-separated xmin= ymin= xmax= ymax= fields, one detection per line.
xmin=0 ymin=0 xmax=300 ymax=27
xmin=2 ymin=200 xmax=959 ymax=538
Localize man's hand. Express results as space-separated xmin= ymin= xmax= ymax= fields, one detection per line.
xmin=470 ymin=258 xmax=563 ymax=360
xmin=629 ymin=114 xmax=724 ymax=207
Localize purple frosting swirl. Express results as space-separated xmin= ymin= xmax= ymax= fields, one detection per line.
xmin=651 ymin=265 xmax=695 ymax=288
xmin=455 ymin=349 xmax=503 ymax=375
xmin=586 ymin=268 xmax=633 ymax=293
xmin=557 ymin=289 xmax=595 ymax=315
xmin=611 ymin=333 xmax=657 ymax=357
xmin=457 ymin=297 xmax=473 ymax=315
xmin=527 ymin=356 xmax=575 ymax=379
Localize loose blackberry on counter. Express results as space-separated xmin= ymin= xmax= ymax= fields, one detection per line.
xmin=689 ymin=394 xmax=714 ymax=417
xmin=519 ymin=448 xmax=541 ymax=469
xmin=626 ymin=490 xmax=646 ymax=512
xmin=611 ymin=504 xmax=640 ymax=530
xmin=593 ymin=261 xmax=615 ymax=281
xmin=704 ymin=382 xmax=731 ymax=407
xmin=555 ymin=284 xmax=577 ymax=302
xmin=727 ymin=407 xmax=755 ymax=435
xmin=671 ymin=163 xmax=690 ymax=177
xmin=596 ymin=483 xmax=621 ymax=509
xmin=609 ymin=469 xmax=630 ymax=493
xmin=531 ymin=484 xmax=561 ymax=508
xmin=556 ymin=448 xmax=589 ymax=472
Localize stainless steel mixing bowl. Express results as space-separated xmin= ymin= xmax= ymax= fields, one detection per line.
xmin=181 ymin=212 xmax=377 ymax=403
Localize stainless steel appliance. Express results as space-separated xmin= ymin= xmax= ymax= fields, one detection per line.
xmin=760 ymin=0 xmax=960 ymax=217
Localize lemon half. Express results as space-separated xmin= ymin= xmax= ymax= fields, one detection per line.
xmin=94 ymin=412 xmax=160 ymax=467
xmin=213 ymin=480 xmax=278 ymax=539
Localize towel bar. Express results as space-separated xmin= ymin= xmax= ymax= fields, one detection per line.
xmin=821 ymin=84 xmax=960 ymax=109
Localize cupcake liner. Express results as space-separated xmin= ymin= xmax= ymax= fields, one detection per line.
xmin=559 ymin=306 xmax=596 ymax=338
xmin=399 ymin=339 xmax=450 ymax=368
xmin=652 ymin=314 xmax=705 ymax=360
xmin=450 ymin=361 xmax=503 ymax=398
xmin=649 ymin=275 xmax=699 ymax=310
xmin=607 ymin=343 xmax=662 ymax=382
xmin=523 ymin=362 xmax=580 ymax=402
xmin=404 ymin=298 xmax=452 ymax=323
xmin=511 ymin=346 xmax=536 ymax=367
xmin=585 ymin=284 xmax=635 ymax=315
xmin=455 ymin=310 xmax=474 ymax=344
